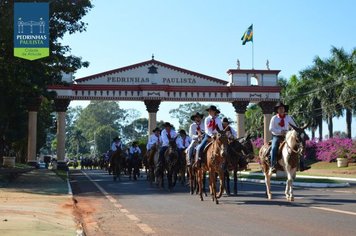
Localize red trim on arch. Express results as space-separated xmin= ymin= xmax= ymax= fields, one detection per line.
xmin=47 ymin=84 xmax=281 ymax=93
xmin=227 ymin=69 xmax=281 ymax=75
xmin=75 ymin=59 xmax=228 ymax=85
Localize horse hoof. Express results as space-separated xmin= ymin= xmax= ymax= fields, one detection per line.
xmin=216 ymin=200 xmax=219 ymax=204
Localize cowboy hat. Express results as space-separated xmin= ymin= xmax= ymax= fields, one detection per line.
xmin=190 ymin=112 xmax=204 ymax=121
xmin=163 ymin=122 xmax=174 ymax=128
xmin=222 ymin=117 xmax=232 ymax=124
xmin=274 ymin=102 xmax=289 ymax=113
xmin=113 ymin=136 xmax=120 ymax=142
xmin=205 ymin=105 xmax=220 ymax=114
xmin=132 ymin=141 xmax=138 ymax=145
xmin=179 ymin=129 xmax=187 ymax=136
xmin=152 ymin=127 xmax=161 ymax=133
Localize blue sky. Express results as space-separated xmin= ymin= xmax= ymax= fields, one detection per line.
xmin=64 ymin=0 xmax=356 ymax=137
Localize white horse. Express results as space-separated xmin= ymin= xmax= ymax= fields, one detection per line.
xmin=259 ymin=123 xmax=308 ymax=201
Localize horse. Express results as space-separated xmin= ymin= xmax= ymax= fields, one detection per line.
xmin=224 ymin=134 xmax=255 ymax=196
xmin=110 ymin=148 xmax=123 ymax=181
xmin=163 ymin=137 xmax=179 ymax=191
xmin=127 ymin=152 xmax=141 ymax=180
xmin=259 ymin=123 xmax=308 ymax=201
xmin=186 ymin=141 xmax=207 ymax=196
xmin=197 ymin=130 xmax=229 ymax=204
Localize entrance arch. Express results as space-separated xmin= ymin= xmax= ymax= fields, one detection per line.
xmin=42 ymin=58 xmax=281 ymax=167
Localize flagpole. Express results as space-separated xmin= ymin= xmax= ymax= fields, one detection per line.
xmin=252 ymin=41 xmax=254 ymax=69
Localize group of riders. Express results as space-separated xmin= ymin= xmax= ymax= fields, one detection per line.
xmin=106 ymin=102 xmax=309 ymax=193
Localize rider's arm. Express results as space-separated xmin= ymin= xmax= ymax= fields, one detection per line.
xmin=189 ymin=124 xmax=199 ymax=140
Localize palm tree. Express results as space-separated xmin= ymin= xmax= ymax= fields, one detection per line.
xmin=330 ymin=46 xmax=356 ymax=138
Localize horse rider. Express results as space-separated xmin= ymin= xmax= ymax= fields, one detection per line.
xmin=146 ymin=127 xmax=161 ymax=152
xmin=195 ymin=105 xmax=223 ymax=167
xmin=222 ymin=117 xmax=237 ymax=139
xmin=158 ymin=122 xmax=177 ymax=168
xmin=186 ymin=112 xmax=205 ymax=165
xmin=111 ymin=136 xmax=123 ymax=153
xmin=269 ymin=102 xmax=296 ymax=172
xmin=129 ymin=141 xmax=142 ymax=158
xmin=176 ymin=129 xmax=191 ymax=163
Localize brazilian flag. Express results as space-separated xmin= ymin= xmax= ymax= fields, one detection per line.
xmin=241 ymin=24 xmax=253 ymax=45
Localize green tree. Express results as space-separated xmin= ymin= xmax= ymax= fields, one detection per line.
xmin=244 ymin=104 xmax=263 ymax=138
xmin=0 ymin=0 xmax=93 ymax=162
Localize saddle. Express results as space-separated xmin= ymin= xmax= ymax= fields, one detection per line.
xmin=261 ymin=140 xmax=286 ymax=169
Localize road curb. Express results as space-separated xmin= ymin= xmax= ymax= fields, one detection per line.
xmin=67 ymin=171 xmax=73 ymax=195
xmin=239 ymin=177 xmax=351 ymax=188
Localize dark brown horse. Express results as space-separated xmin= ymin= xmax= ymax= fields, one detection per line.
xmin=225 ymin=134 xmax=255 ymax=195
xmin=164 ymin=137 xmax=179 ymax=191
xmin=197 ymin=131 xmax=229 ymax=204
xmin=110 ymin=148 xmax=123 ymax=181
xmin=146 ymin=144 xmax=159 ymax=185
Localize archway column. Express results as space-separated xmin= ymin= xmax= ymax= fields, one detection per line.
xmin=232 ymin=101 xmax=249 ymax=138
xmin=144 ymin=100 xmax=161 ymax=138
xmin=26 ymin=97 xmax=42 ymax=166
xmin=54 ymin=98 xmax=71 ymax=170
xmin=259 ymin=101 xmax=276 ymax=144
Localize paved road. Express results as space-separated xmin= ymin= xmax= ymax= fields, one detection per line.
xmin=71 ymin=169 xmax=356 ymax=236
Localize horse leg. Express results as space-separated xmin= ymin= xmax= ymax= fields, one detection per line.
xmin=225 ymin=170 xmax=231 ymax=196
xmin=209 ymin=170 xmax=216 ymax=202
xmin=216 ymin=169 xmax=225 ymax=203
xmin=196 ymin=169 xmax=203 ymax=201
xmin=233 ymin=170 xmax=238 ymax=196
xmin=264 ymin=172 xmax=272 ymax=199
xmin=285 ymin=168 xmax=295 ymax=201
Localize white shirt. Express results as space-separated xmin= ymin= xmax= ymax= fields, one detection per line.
xmin=176 ymin=136 xmax=192 ymax=149
xmin=147 ymin=134 xmax=160 ymax=150
xmin=129 ymin=146 xmax=141 ymax=155
xmin=160 ymin=129 xmax=177 ymax=147
xmin=111 ymin=141 xmax=123 ymax=152
xmin=269 ymin=114 xmax=296 ymax=136
xmin=189 ymin=122 xmax=205 ymax=140
xmin=204 ymin=115 xmax=223 ymax=137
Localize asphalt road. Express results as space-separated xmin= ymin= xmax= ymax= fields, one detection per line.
xmin=70 ymin=169 xmax=356 ymax=236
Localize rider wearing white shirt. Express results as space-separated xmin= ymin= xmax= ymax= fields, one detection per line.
xmin=269 ymin=102 xmax=296 ymax=172
xmin=146 ymin=127 xmax=161 ymax=151
xmin=195 ymin=106 xmax=223 ymax=166
xmin=222 ymin=117 xmax=237 ymax=139
xmin=111 ymin=137 xmax=123 ymax=152
xmin=186 ymin=112 xmax=205 ymax=165
xmin=158 ymin=122 xmax=177 ymax=167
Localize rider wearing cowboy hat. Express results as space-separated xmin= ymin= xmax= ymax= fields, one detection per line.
xmin=269 ymin=102 xmax=296 ymax=172
xmin=176 ymin=129 xmax=191 ymax=165
xmin=195 ymin=105 xmax=223 ymax=167
xmin=222 ymin=117 xmax=237 ymax=139
xmin=158 ymin=122 xmax=177 ymax=168
xmin=111 ymin=136 xmax=123 ymax=152
xmin=129 ymin=141 xmax=142 ymax=157
xmin=146 ymin=127 xmax=161 ymax=151
xmin=186 ymin=112 xmax=205 ymax=164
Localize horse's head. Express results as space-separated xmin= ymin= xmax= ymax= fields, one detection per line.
xmin=287 ymin=123 xmax=309 ymax=151
xmin=168 ymin=136 xmax=178 ymax=150
xmin=237 ymin=134 xmax=255 ymax=161
xmin=214 ymin=130 xmax=229 ymax=158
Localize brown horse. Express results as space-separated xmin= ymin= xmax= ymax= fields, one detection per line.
xmin=110 ymin=148 xmax=123 ymax=181
xmin=164 ymin=137 xmax=179 ymax=191
xmin=146 ymin=144 xmax=159 ymax=185
xmin=197 ymin=131 xmax=229 ymax=204
xmin=225 ymin=134 xmax=255 ymax=195
xmin=259 ymin=123 xmax=308 ymax=201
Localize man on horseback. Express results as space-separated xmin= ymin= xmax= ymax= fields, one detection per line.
xmin=158 ymin=122 xmax=177 ymax=168
xmin=269 ymin=102 xmax=296 ymax=172
xmin=146 ymin=127 xmax=161 ymax=152
xmin=129 ymin=141 xmax=141 ymax=158
xmin=176 ymin=129 xmax=191 ymax=162
xmin=186 ymin=112 xmax=205 ymax=165
xmin=222 ymin=117 xmax=237 ymax=139
xmin=195 ymin=105 xmax=223 ymax=167
xmin=111 ymin=136 xmax=123 ymax=152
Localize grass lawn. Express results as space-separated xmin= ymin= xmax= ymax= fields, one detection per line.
xmin=238 ymin=174 xmax=343 ymax=184
xmin=246 ymin=161 xmax=356 ymax=178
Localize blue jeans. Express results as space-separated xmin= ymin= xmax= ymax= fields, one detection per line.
xmin=196 ymin=134 xmax=209 ymax=160
xmin=271 ymin=135 xmax=283 ymax=167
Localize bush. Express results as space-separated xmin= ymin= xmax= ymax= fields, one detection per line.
xmin=315 ymin=137 xmax=355 ymax=162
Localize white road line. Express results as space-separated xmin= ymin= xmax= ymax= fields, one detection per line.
xmin=81 ymin=170 xmax=156 ymax=235
xmin=310 ymin=206 xmax=356 ymax=216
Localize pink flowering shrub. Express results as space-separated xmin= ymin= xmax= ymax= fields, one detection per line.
xmin=315 ymin=137 xmax=355 ymax=162
xmin=252 ymin=137 xmax=264 ymax=149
